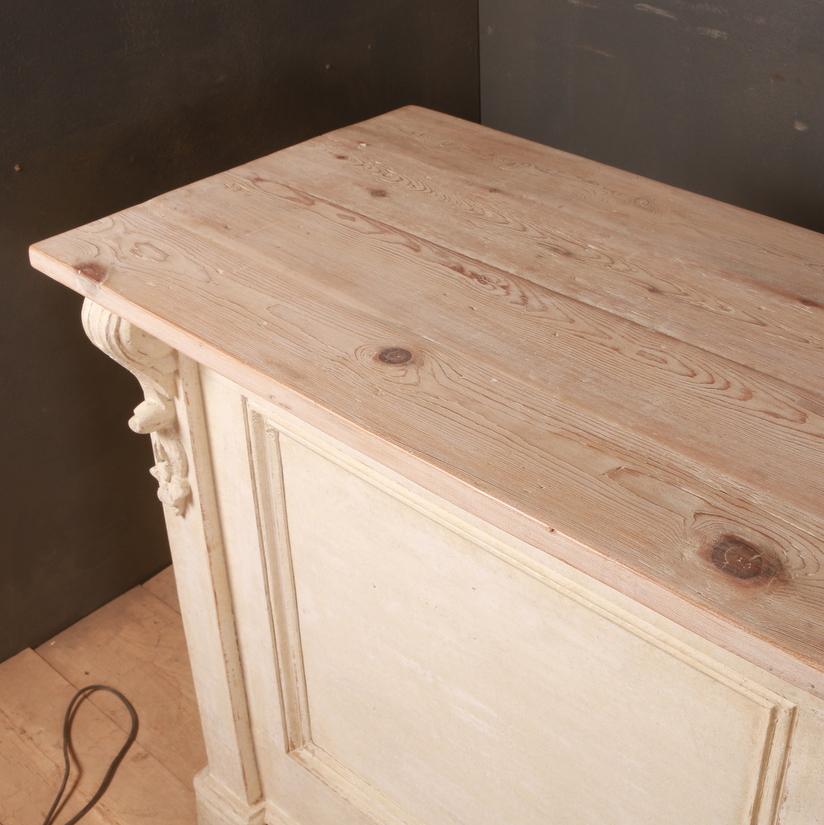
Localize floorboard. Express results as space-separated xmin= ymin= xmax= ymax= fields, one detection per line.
xmin=0 ymin=568 xmax=200 ymax=824
xmin=37 ymin=583 xmax=204 ymax=787
xmin=143 ymin=568 xmax=180 ymax=615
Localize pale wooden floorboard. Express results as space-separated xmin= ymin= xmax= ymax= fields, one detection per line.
xmin=143 ymin=566 xmax=181 ymax=614
xmin=0 ymin=570 xmax=201 ymax=824
xmin=37 ymin=580 xmax=206 ymax=788
xmin=0 ymin=684 xmax=109 ymax=825
xmin=0 ymin=650 xmax=196 ymax=825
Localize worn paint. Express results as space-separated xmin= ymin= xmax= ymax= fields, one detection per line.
xmin=634 ymin=4 xmax=677 ymax=21
xmin=696 ymin=26 xmax=729 ymax=40
xmin=576 ymin=44 xmax=615 ymax=58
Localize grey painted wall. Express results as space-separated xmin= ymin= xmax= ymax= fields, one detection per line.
xmin=480 ymin=0 xmax=824 ymax=232
xmin=1 ymin=0 xmax=479 ymax=661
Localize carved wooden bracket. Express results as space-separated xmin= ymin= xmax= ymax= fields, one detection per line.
xmin=82 ymin=299 xmax=191 ymax=516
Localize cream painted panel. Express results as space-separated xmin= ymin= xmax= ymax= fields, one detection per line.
xmin=278 ymin=435 xmax=793 ymax=825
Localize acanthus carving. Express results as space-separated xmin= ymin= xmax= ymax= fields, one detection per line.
xmin=81 ymin=299 xmax=191 ymax=516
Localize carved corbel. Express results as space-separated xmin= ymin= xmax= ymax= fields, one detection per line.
xmin=81 ymin=299 xmax=191 ymax=516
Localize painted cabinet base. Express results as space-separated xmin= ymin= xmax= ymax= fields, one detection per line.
xmin=194 ymin=773 xmax=267 ymax=825
xmin=78 ymin=304 xmax=824 ymax=825
xmin=188 ymin=363 xmax=824 ymax=825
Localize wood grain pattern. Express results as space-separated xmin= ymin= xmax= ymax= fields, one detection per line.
xmin=149 ymin=170 xmax=824 ymax=514
xmin=29 ymin=106 xmax=824 ymax=695
xmin=265 ymin=109 xmax=824 ymax=397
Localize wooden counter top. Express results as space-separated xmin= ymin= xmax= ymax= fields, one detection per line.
xmin=30 ymin=106 xmax=824 ymax=696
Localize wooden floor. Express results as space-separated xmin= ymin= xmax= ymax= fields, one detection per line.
xmin=0 ymin=568 xmax=204 ymax=825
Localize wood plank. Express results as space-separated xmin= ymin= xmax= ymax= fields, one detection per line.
xmin=143 ymin=567 xmax=180 ymax=614
xmin=0 ymin=664 xmax=110 ymax=825
xmin=29 ymin=190 xmax=824 ymax=528
xmin=37 ymin=586 xmax=205 ymax=789
xmin=262 ymin=108 xmax=824 ymax=398
xmin=370 ymin=107 xmax=824 ymax=301
xmin=28 ymin=106 xmax=824 ymax=695
xmin=146 ymin=170 xmax=824 ymax=518
xmin=0 ymin=650 xmax=195 ymax=825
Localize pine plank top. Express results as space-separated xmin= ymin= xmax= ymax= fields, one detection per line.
xmin=30 ymin=106 xmax=824 ymax=696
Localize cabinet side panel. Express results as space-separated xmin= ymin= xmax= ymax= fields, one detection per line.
xmin=779 ymin=703 xmax=824 ymax=825
xmin=277 ymin=433 xmax=794 ymax=825
xmin=199 ymin=369 xmax=380 ymax=825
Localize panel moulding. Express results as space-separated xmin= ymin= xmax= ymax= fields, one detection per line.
xmin=243 ymin=400 xmax=796 ymax=825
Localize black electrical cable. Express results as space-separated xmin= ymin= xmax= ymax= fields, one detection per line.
xmin=41 ymin=685 xmax=139 ymax=825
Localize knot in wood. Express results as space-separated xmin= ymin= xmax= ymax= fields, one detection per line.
xmin=709 ymin=534 xmax=772 ymax=580
xmin=76 ymin=261 xmax=108 ymax=283
xmin=378 ymin=347 xmax=412 ymax=365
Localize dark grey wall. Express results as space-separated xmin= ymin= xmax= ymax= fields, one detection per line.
xmin=1 ymin=0 xmax=479 ymax=661
xmin=480 ymin=0 xmax=824 ymax=232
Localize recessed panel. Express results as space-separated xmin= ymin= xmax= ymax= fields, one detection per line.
xmin=278 ymin=434 xmax=788 ymax=825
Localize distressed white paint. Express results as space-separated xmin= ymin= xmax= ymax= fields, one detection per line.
xmin=137 ymin=361 xmax=824 ymax=825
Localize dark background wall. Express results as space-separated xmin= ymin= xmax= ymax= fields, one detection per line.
xmin=0 ymin=0 xmax=479 ymax=662
xmin=480 ymin=0 xmax=824 ymax=232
